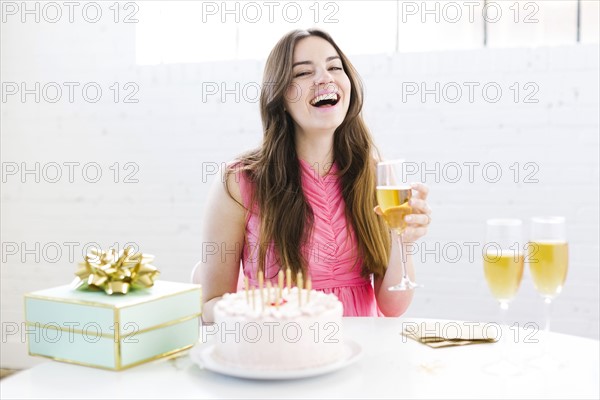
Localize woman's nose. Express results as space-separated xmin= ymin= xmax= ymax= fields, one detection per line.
xmin=313 ymin=68 xmax=334 ymax=86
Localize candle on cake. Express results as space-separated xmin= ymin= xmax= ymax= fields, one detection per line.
xmin=266 ymin=281 xmax=272 ymax=304
xmin=278 ymin=270 xmax=284 ymax=301
xmin=286 ymin=267 xmax=291 ymax=293
xmin=258 ymin=270 xmax=264 ymax=311
xmin=297 ymin=272 xmax=303 ymax=305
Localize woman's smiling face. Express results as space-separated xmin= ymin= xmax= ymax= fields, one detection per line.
xmin=284 ymin=36 xmax=351 ymax=137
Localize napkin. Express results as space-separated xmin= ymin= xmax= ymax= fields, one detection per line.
xmin=401 ymin=321 xmax=498 ymax=348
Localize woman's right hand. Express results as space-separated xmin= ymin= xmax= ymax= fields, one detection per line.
xmin=373 ymin=182 xmax=431 ymax=243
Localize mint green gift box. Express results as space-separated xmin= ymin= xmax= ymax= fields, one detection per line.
xmin=24 ymin=281 xmax=201 ymax=370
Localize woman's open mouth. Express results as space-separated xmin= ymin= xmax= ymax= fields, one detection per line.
xmin=310 ymin=92 xmax=340 ymax=108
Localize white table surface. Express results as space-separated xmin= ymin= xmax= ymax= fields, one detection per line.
xmin=1 ymin=318 xmax=598 ymax=399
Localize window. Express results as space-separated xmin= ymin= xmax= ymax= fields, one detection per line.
xmin=135 ymin=0 xmax=600 ymax=65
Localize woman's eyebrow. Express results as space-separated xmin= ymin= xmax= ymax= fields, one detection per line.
xmin=292 ymin=56 xmax=340 ymax=68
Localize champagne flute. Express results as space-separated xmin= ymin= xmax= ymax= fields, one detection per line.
xmin=376 ymin=160 xmax=420 ymax=291
xmin=482 ymin=218 xmax=525 ymax=375
xmin=527 ymin=216 xmax=568 ymax=369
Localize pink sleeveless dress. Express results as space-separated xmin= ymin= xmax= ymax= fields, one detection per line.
xmin=235 ymin=158 xmax=378 ymax=316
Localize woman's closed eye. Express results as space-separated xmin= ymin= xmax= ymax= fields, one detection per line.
xmin=294 ymin=66 xmax=342 ymax=78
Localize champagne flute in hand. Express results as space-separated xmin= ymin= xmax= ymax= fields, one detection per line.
xmin=377 ymin=160 xmax=420 ymax=291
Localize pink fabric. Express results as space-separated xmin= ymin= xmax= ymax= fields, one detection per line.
xmin=234 ymin=159 xmax=378 ymax=317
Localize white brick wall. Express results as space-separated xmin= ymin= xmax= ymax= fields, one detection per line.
xmin=1 ymin=7 xmax=598 ymax=369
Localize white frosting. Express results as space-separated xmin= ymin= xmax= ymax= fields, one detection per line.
xmin=213 ymin=288 xmax=344 ymax=370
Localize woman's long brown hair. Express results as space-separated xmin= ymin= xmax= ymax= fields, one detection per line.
xmin=226 ymin=29 xmax=391 ymax=279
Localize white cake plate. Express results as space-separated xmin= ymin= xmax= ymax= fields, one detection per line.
xmin=189 ymin=339 xmax=363 ymax=380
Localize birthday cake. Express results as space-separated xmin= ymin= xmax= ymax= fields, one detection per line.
xmin=213 ymin=286 xmax=344 ymax=370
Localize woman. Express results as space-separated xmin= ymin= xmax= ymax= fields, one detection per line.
xmin=193 ymin=29 xmax=431 ymax=322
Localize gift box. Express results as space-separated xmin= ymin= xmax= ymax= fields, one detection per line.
xmin=24 ymin=281 xmax=202 ymax=370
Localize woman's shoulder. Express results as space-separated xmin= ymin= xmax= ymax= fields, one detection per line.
xmin=217 ymin=160 xmax=241 ymax=206
xmin=222 ymin=158 xmax=255 ymax=209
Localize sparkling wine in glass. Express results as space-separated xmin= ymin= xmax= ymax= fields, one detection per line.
xmin=376 ymin=160 xmax=420 ymax=291
xmin=483 ymin=249 xmax=525 ymax=304
xmin=527 ymin=216 xmax=568 ymax=370
xmin=528 ymin=217 xmax=568 ymax=300
xmin=482 ymin=218 xmax=525 ymax=375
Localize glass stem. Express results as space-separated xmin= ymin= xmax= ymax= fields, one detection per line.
xmin=499 ymin=301 xmax=509 ymax=360
xmin=396 ymin=230 xmax=408 ymax=280
xmin=543 ymin=297 xmax=552 ymax=355
xmin=544 ymin=297 xmax=552 ymax=332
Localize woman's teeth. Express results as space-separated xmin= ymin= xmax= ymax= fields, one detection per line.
xmin=310 ymin=93 xmax=339 ymax=107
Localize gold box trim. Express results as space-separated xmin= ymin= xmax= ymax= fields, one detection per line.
xmin=28 ymin=343 xmax=194 ymax=371
xmin=25 ymin=312 xmax=202 ymax=339
xmin=24 ymin=285 xmax=201 ymax=310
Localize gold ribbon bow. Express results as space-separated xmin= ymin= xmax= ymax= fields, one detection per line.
xmin=73 ymin=247 xmax=159 ymax=295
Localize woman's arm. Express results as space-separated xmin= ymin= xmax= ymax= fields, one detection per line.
xmin=374 ymin=183 xmax=431 ymax=316
xmin=191 ymin=166 xmax=247 ymax=322
xmin=374 ymin=241 xmax=416 ymax=317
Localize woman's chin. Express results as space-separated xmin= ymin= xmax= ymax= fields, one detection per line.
xmin=306 ymin=123 xmax=343 ymax=136
xmin=312 ymin=116 xmax=346 ymax=131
